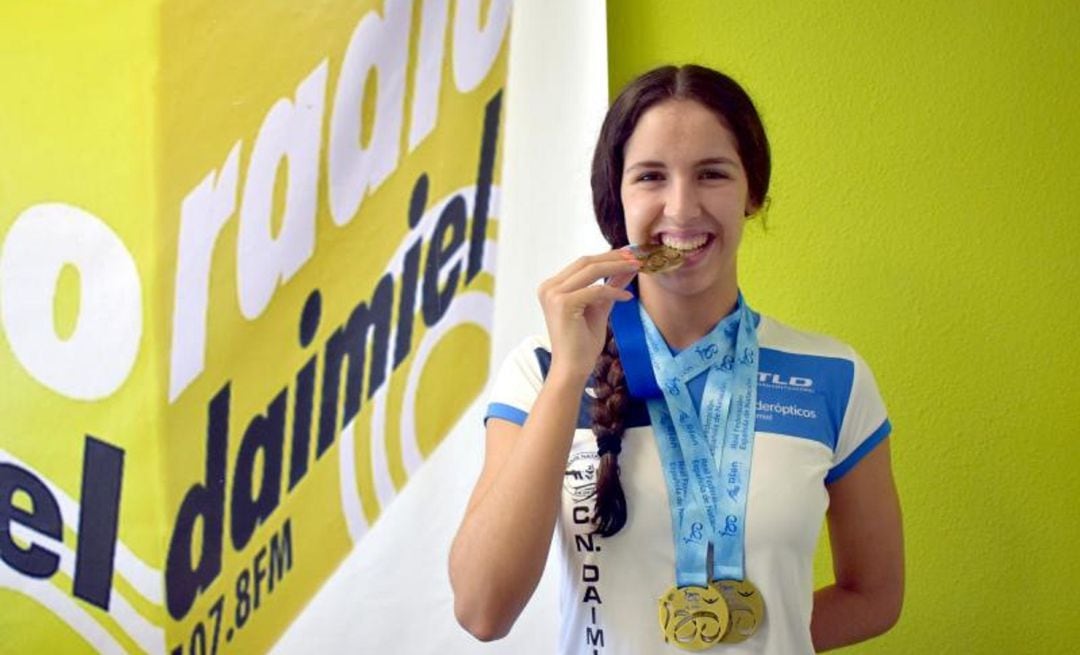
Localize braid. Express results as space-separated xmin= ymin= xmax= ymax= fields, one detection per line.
xmin=591 ymin=326 xmax=630 ymax=537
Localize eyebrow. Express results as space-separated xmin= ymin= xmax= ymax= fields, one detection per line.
xmin=625 ymin=156 xmax=739 ymax=172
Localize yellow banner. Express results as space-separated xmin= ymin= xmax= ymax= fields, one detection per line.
xmin=0 ymin=1 xmax=510 ymax=652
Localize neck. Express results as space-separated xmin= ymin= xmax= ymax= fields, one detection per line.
xmin=638 ymin=278 xmax=739 ymax=351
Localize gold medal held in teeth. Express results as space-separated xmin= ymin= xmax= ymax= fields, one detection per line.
xmin=711 ymin=579 xmax=765 ymax=643
xmin=630 ymin=244 xmax=684 ymax=274
xmin=658 ymin=584 xmax=730 ymax=651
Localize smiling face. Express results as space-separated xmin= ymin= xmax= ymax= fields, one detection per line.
xmin=620 ymin=99 xmax=755 ymax=302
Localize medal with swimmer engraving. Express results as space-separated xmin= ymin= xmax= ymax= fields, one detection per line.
xmin=713 ymin=578 xmax=765 ymax=643
xmin=658 ymin=584 xmax=730 ymax=650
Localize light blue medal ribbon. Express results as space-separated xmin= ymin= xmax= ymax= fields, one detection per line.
xmin=639 ymin=296 xmax=759 ymax=585
xmin=706 ymin=304 xmax=759 ymax=581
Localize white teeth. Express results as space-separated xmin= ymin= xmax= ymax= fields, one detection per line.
xmin=659 ymin=234 xmax=708 ymax=251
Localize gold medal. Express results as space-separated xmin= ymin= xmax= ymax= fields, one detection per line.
xmin=629 ymin=244 xmax=685 ymax=274
xmin=657 ymin=584 xmax=730 ymax=651
xmin=712 ymin=579 xmax=765 ymax=643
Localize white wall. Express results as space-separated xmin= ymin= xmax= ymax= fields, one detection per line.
xmin=271 ymin=2 xmax=609 ymax=652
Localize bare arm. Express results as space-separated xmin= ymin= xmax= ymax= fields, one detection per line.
xmin=811 ymin=439 xmax=905 ymax=651
xmin=448 ymin=252 xmax=640 ymax=641
xmin=448 ymin=374 xmax=585 ymax=641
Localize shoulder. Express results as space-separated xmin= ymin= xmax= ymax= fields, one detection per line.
xmin=755 ymin=315 xmax=884 ymax=429
xmin=755 ymin=315 xmax=891 ymax=477
xmin=757 ymin=314 xmax=859 ymax=362
xmin=486 ymin=335 xmax=556 ymax=423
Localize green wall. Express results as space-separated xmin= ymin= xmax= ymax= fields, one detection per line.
xmin=608 ymin=1 xmax=1079 ymax=653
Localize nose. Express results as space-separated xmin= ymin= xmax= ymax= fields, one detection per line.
xmin=665 ymin=175 xmax=703 ymax=221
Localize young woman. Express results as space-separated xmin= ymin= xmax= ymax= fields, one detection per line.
xmin=449 ymin=64 xmax=903 ymax=654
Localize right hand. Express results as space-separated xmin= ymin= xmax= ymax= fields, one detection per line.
xmin=537 ymin=250 xmax=641 ymax=381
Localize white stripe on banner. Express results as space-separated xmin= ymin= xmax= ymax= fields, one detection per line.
xmin=0 ymin=565 xmax=127 ymax=655
xmin=6 ymin=523 xmax=165 ymax=654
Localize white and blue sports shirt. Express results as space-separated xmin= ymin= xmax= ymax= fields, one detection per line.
xmin=485 ymin=315 xmax=891 ymax=655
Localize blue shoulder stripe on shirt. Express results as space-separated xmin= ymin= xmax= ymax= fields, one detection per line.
xmin=485 ymin=402 xmax=528 ymax=426
xmin=825 ymin=419 xmax=892 ymax=484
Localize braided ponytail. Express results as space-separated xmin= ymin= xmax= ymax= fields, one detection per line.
xmin=591 ymin=326 xmax=630 ymax=537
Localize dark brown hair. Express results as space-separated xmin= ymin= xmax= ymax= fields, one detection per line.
xmin=589 ymin=65 xmax=771 ymax=537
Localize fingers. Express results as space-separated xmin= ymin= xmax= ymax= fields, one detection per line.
xmin=539 ymin=275 xmax=632 ymax=320
xmin=538 ymin=250 xmax=639 ymax=337
xmin=571 ymin=283 xmax=633 ymax=307
xmin=537 ymin=252 xmax=637 ymax=372
xmin=545 ymin=251 xmax=640 ymax=295
xmin=604 ymin=269 xmax=638 ymax=290
xmin=549 ymin=284 xmax=632 ymax=321
xmin=544 ymin=250 xmax=636 ymax=287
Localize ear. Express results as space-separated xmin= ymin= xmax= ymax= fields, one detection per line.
xmin=745 ymin=196 xmax=770 ymax=219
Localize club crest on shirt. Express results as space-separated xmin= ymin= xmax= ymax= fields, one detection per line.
xmin=564 ymin=450 xmax=599 ymax=501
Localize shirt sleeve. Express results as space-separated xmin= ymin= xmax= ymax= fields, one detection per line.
xmin=826 ymin=350 xmax=891 ymax=484
xmin=483 ymin=336 xmax=547 ymax=426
